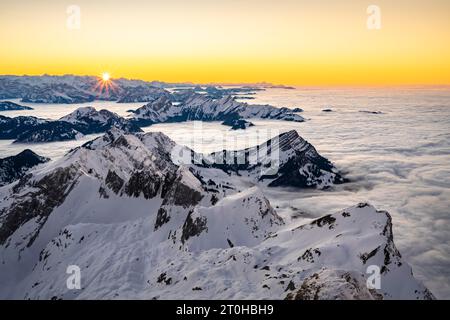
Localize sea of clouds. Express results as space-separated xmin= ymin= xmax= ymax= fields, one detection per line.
xmin=1 ymin=87 xmax=449 ymax=298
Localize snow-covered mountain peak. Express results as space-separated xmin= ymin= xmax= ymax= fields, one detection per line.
xmin=0 ymin=130 xmax=434 ymax=300
xmin=60 ymin=106 xmax=121 ymax=125
xmin=130 ymin=91 xmax=305 ymax=126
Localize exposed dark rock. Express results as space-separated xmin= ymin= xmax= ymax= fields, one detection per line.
xmin=221 ymin=118 xmax=254 ymax=130
xmin=124 ymin=170 xmax=162 ymax=199
xmin=359 ymin=110 xmax=385 ymax=115
xmin=298 ymin=248 xmax=321 ymax=263
xmin=154 ymin=208 xmax=171 ymax=231
xmin=285 ymin=270 xmax=384 ymax=300
xmin=157 ymin=272 xmax=172 ymax=285
xmin=310 ymin=215 xmax=336 ymax=229
xmin=0 ymin=165 xmax=79 ymax=247
xmin=360 ymin=246 xmax=380 ymax=264
xmin=285 ymin=281 xmax=296 ymax=291
xmin=105 ymin=170 xmax=124 ymax=194
xmin=161 ymin=173 xmax=203 ymax=208
xmin=181 ymin=211 xmax=207 ymax=244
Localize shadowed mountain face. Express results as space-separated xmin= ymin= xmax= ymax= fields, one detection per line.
xmin=0 ymin=107 xmax=142 ymax=143
xmin=0 ymin=129 xmax=433 ymax=299
xmin=0 ymin=101 xmax=33 ymax=111
xmin=0 ymin=149 xmax=49 ymax=187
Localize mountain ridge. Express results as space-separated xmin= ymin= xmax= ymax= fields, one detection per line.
xmin=0 ymin=129 xmax=433 ymax=299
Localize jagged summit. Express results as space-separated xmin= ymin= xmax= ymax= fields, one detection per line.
xmin=202 ymin=129 xmax=345 ymax=189
xmin=131 ymin=92 xmax=304 ymax=126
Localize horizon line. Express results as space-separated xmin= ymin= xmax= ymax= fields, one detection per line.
xmin=1 ymin=73 xmax=449 ymax=89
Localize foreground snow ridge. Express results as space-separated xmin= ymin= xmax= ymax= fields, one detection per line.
xmin=0 ymin=130 xmax=433 ymax=299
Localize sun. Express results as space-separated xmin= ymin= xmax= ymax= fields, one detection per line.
xmin=93 ymin=72 xmax=117 ymax=95
xmin=102 ymin=72 xmax=110 ymax=82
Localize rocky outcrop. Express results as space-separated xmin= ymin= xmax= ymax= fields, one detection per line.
xmin=0 ymin=165 xmax=79 ymax=247
xmin=221 ymin=118 xmax=254 ymax=130
xmin=285 ymin=269 xmax=384 ymax=300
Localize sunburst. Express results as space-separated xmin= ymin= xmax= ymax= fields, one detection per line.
xmin=93 ymin=72 xmax=117 ymax=97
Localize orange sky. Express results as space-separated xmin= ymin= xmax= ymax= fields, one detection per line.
xmin=0 ymin=0 xmax=449 ymax=85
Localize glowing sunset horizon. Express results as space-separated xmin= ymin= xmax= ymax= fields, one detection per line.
xmin=0 ymin=0 xmax=449 ymax=86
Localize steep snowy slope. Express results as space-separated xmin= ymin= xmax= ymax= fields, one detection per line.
xmin=0 ymin=130 xmax=434 ymax=300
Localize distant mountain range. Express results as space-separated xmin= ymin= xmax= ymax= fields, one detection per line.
xmin=0 ymin=75 xmax=172 ymax=103
xmin=0 ymin=75 xmax=295 ymax=104
xmin=0 ymin=75 xmax=304 ymax=142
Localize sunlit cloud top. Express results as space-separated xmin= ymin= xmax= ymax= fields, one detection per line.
xmin=0 ymin=0 xmax=449 ymax=85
